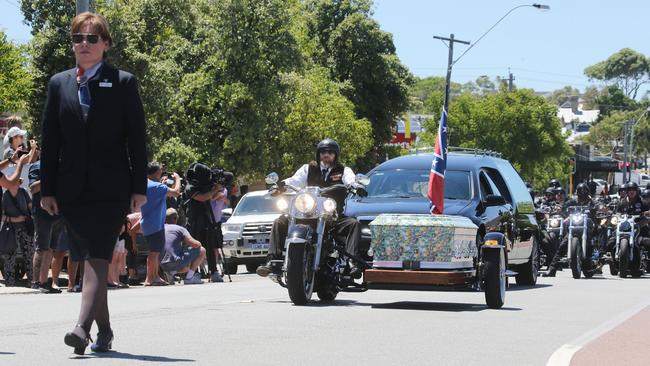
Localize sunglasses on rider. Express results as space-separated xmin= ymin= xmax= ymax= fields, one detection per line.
xmin=72 ymin=33 xmax=100 ymax=44
xmin=320 ymin=150 xmax=336 ymax=155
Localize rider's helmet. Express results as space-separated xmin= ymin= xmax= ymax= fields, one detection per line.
xmin=576 ymin=183 xmax=590 ymax=199
xmin=316 ymin=138 xmax=340 ymax=163
xmin=544 ymin=187 xmax=555 ymax=198
xmin=641 ymin=189 xmax=650 ymax=199
xmin=624 ymin=181 xmax=639 ymax=197
xmin=553 ymin=187 xmax=566 ymax=199
xmin=548 ymin=179 xmax=561 ymax=188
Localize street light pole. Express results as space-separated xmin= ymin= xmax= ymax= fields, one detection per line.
xmin=623 ymin=106 xmax=650 ymax=183
xmin=433 ymin=34 xmax=470 ymax=114
xmin=432 ymin=3 xmax=550 ymax=132
xmin=76 ymin=0 xmax=90 ymax=14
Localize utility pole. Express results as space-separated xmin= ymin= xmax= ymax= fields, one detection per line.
xmin=622 ymin=120 xmax=630 ymax=184
xmin=76 ymin=0 xmax=90 ymax=14
xmin=433 ymin=34 xmax=470 ymax=114
xmin=508 ymin=72 xmax=515 ymax=92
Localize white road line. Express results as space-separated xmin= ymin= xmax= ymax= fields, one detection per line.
xmin=546 ymin=296 xmax=650 ymax=366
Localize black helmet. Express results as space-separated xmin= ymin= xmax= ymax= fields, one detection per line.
xmin=576 ymin=183 xmax=590 ymax=198
xmin=545 ymin=187 xmax=555 ymax=195
xmin=549 ymin=179 xmax=561 ymax=188
xmin=316 ymin=138 xmax=340 ymax=162
xmin=641 ymin=189 xmax=650 ymax=199
xmin=553 ymin=187 xmax=566 ymax=196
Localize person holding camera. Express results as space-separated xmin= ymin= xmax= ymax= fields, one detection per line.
xmin=3 ymin=126 xmax=39 ymax=164
xmin=140 ymin=162 xmax=181 ymax=286
xmin=185 ymin=164 xmax=233 ymax=283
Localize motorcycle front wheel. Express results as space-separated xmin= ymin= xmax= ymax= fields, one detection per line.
xmin=286 ymin=242 xmax=315 ymax=305
xmin=619 ymin=238 xmax=630 ymax=278
xmin=570 ymin=237 xmax=583 ymax=279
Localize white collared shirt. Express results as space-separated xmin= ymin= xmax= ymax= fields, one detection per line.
xmin=76 ymin=61 xmax=102 ymax=80
xmin=284 ymin=162 xmax=356 ymax=188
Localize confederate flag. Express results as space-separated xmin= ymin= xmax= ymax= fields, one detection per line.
xmin=427 ymin=108 xmax=448 ymax=215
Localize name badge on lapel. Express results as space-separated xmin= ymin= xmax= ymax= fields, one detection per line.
xmin=99 ymin=79 xmax=112 ymax=88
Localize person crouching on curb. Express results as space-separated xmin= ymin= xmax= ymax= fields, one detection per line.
xmin=160 ymin=208 xmax=206 ymax=285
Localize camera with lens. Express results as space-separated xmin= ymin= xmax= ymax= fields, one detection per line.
xmin=185 ymin=163 xmax=234 ymax=194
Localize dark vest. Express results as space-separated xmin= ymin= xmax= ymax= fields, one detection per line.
xmin=306 ymin=162 xmax=347 ymax=215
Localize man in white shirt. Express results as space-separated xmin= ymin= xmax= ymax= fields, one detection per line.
xmin=256 ymin=139 xmax=362 ymax=278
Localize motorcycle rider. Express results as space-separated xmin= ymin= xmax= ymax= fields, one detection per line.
xmin=543 ymin=183 xmax=596 ymax=277
xmin=549 ymin=179 xmax=562 ymax=189
xmin=538 ymin=188 xmax=561 ymax=266
xmin=256 ymin=139 xmax=363 ymax=278
xmin=616 ymin=182 xmax=646 ymax=214
xmin=554 ymin=187 xmax=567 ymax=206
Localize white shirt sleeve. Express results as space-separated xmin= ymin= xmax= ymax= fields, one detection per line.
xmin=283 ymin=164 xmax=309 ymax=188
xmin=342 ymin=167 xmax=356 ymax=186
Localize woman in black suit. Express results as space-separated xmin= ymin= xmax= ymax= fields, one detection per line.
xmin=40 ymin=12 xmax=148 ymax=355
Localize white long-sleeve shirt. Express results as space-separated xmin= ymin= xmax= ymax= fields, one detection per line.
xmin=284 ymin=162 xmax=356 ymax=189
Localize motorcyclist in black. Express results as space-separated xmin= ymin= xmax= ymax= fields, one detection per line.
xmin=616 ymin=182 xmax=646 ymax=214
xmin=538 ymin=188 xmax=562 ymax=266
xmin=549 ymin=179 xmax=562 ymax=189
xmin=554 ymin=187 xmax=567 ymax=206
xmin=543 ymin=183 xmax=596 ymax=277
xmin=256 ymin=139 xmax=363 ymax=278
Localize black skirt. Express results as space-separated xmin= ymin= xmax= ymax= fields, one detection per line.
xmin=61 ymin=201 xmax=130 ymax=262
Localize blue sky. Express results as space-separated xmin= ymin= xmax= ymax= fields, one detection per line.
xmin=2 ymin=0 xmax=649 ymax=94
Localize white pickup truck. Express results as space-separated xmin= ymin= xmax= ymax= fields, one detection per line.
xmin=221 ymin=190 xmax=283 ymax=274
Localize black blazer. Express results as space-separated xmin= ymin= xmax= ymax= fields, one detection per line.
xmin=40 ymin=63 xmax=147 ymax=205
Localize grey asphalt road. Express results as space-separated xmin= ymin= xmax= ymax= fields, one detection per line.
xmin=1 ymin=267 xmax=649 ymax=366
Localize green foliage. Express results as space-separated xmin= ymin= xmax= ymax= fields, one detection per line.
xmin=584 ymin=109 xmax=649 ymax=158
xmin=153 ymin=137 xmax=201 ymax=175
xmin=20 ymin=0 xmax=75 ymax=134
xmin=305 ymin=0 xmax=414 ymax=147
xmin=547 ymin=86 xmax=580 ymax=107
xmin=0 ymin=32 xmax=31 ymax=113
xmin=595 ymin=85 xmax=639 ymax=118
xmin=421 ymin=89 xmax=573 ymax=190
xmin=277 ymin=68 xmax=373 ymax=176
xmin=584 ymin=48 xmax=649 ymax=99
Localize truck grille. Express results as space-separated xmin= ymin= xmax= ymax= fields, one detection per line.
xmin=242 ymin=222 xmax=274 ymax=238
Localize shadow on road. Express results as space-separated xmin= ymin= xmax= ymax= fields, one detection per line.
xmin=508 ymin=283 xmax=553 ymax=291
xmin=369 ymin=301 xmax=522 ymax=312
xmin=71 ymin=352 xmax=194 ymax=362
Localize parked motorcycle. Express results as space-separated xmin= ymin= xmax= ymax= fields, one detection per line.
xmin=264 ymin=172 xmax=368 ymax=305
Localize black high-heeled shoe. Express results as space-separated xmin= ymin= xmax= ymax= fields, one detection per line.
xmin=91 ymin=330 xmax=114 ymax=353
xmin=64 ymin=325 xmax=92 ymax=355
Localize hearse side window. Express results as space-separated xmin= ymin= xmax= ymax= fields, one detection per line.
xmin=479 ymin=170 xmax=503 ymax=199
xmin=485 ymin=168 xmax=513 ymax=204
xmin=494 ymin=160 xmax=534 ymax=206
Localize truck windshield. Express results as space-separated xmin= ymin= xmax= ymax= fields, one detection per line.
xmin=366 ymin=170 xmax=471 ymax=200
xmin=233 ymin=195 xmax=282 ymax=216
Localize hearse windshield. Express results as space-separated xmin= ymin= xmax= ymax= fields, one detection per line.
xmin=366 ymin=170 xmax=471 ymax=200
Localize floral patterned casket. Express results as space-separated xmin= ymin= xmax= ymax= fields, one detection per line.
xmin=369 ymin=214 xmax=479 ymax=270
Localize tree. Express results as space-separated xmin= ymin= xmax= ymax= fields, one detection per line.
xmin=547 ymin=85 xmax=580 ymax=107
xmin=20 ymin=0 xmax=75 ymax=135
xmin=421 ymin=89 xmax=573 ymax=190
xmin=594 ymin=85 xmax=639 ymax=118
xmin=584 ymin=109 xmax=649 ymax=159
xmin=0 ymin=31 xmax=31 ymax=114
xmin=584 ymin=48 xmax=649 ymax=99
xmin=305 ymin=0 xmax=414 ymax=150
xmin=277 ymin=68 xmax=373 ymax=176
xmin=153 ymin=137 xmax=201 ymax=174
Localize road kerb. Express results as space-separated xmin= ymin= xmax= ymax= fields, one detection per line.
xmin=546 ymin=297 xmax=650 ymax=366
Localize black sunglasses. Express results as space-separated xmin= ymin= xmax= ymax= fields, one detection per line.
xmin=72 ymin=33 xmax=100 ymax=44
xmin=320 ymin=150 xmax=336 ymax=155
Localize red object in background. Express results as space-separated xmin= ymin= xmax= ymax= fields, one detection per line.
xmin=390 ymin=132 xmax=415 ymax=145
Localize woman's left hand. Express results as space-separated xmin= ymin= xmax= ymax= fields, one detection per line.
xmin=130 ymin=194 xmax=147 ymax=213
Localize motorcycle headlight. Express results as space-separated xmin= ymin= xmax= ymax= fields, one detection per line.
xmin=323 ymin=198 xmax=337 ymax=213
xmin=572 ymin=215 xmax=584 ymax=225
xmin=610 ymin=216 xmax=619 ymax=225
xmin=276 ymin=198 xmax=289 ymax=212
xmin=600 ymin=218 xmax=607 ymax=226
xmin=550 ymin=219 xmax=561 ymax=228
xmin=294 ymin=193 xmax=316 ymax=214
